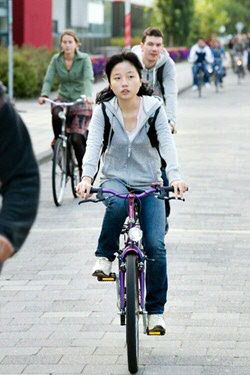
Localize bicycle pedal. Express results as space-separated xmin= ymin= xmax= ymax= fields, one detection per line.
xmin=97 ymin=272 xmax=116 ymax=282
xmin=147 ymin=328 xmax=165 ymax=336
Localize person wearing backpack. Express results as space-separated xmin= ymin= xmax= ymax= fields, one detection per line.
xmin=76 ymin=51 xmax=188 ymax=333
xmin=131 ymin=27 xmax=177 ymax=134
xmin=131 ymin=27 xmax=178 ymax=230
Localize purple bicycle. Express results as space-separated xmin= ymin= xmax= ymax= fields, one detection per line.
xmin=79 ymin=183 xmax=184 ymax=374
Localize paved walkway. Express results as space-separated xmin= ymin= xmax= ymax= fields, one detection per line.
xmin=1 ymin=65 xmax=250 ymax=374
xmin=15 ymin=62 xmax=192 ymax=163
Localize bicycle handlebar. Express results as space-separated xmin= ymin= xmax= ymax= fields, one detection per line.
xmin=43 ymin=96 xmax=86 ymax=107
xmin=78 ymin=185 xmax=185 ymax=205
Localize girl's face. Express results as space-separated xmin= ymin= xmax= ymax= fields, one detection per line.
xmin=109 ymin=61 xmax=141 ymax=101
xmin=61 ymin=34 xmax=77 ymax=54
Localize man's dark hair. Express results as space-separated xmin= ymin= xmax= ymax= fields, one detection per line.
xmin=141 ymin=27 xmax=164 ymax=43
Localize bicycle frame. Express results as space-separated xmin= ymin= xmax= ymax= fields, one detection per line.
xmin=79 ymin=184 xmax=183 ymax=374
xmin=117 ymin=193 xmax=147 ymax=332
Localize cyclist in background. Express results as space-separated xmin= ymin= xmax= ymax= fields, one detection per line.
xmin=76 ymin=51 xmax=188 ymax=334
xmin=211 ymin=39 xmax=226 ymax=87
xmin=188 ymin=37 xmax=214 ymax=91
xmin=132 ymin=27 xmax=178 ymax=231
xmin=38 ymin=29 xmax=94 ymax=178
xmin=232 ymin=34 xmax=247 ymax=75
xmin=0 ymin=82 xmax=40 ymax=274
xmin=131 ymin=27 xmax=177 ymax=133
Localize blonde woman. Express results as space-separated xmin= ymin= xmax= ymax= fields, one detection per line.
xmin=38 ymin=29 xmax=94 ymax=176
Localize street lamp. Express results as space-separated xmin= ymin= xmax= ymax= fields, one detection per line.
xmin=235 ymin=22 xmax=244 ymax=34
xmin=125 ymin=0 xmax=131 ymax=48
xmin=219 ymin=25 xmax=226 ymax=34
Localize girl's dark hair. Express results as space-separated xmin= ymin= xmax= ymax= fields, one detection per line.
xmin=96 ymin=49 xmax=153 ymax=104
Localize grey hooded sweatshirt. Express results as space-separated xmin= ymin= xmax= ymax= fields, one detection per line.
xmin=82 ymin=96 xmax=182 ymax=189
xmin=131 ymin=45 xmax=177 ymax=124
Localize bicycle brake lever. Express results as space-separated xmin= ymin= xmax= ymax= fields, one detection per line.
xmin=168 ymin=197 xmax=185 ymax=202
xmin=78 ymin=198 xmax=105 ymax=204
xmin=157 ymin=196 xmax=185 ymax=202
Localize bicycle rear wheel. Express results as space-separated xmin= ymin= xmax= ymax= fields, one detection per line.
xmin=126 ymin=254 xmax=139 ymax=374
xmin=52 ymin=138 xmax=67 ymax=206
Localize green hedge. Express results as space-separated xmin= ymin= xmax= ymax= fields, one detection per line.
xmin=0 ymin=45 xmax=56 ymax=98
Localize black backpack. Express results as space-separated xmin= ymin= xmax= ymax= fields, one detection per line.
xmin=156 ymin=64 xmax=166 ymax=104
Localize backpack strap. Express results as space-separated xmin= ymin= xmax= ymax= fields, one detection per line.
xmin=147 ymin=106 xmax=166 ymax=168
xmin=101 ymin=102 xmax=114 ymax=154
xmin=156 ymin=64 xmax=166 ymax=104
xmin=92 ymin=103 xmax=114 ymax=183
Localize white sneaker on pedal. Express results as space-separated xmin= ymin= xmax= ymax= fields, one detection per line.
xmin=92 ymin=257 xmax=112 ymax=277
xmin=148 ymin=314 xmax=166 ymax=334
xmin=191 ymin=85 xmax=198 ymax=91
xmin=205 ymin=82 xmax=211 ymax=89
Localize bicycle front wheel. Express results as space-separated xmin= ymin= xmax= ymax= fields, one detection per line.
xmin=126 ymin=254 xmax=139 ymax=374
xmin=52 ymin=138 xmax=67 ymax=206
xmin=68 ymin=145 xmax=80 ymax=198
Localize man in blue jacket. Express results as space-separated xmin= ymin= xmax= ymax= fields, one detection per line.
xmin=0 ymin=82 xmax=40 ymax=274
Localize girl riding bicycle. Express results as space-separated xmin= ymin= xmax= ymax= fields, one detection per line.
xmin=38 ymin=29 xmax=94 ymax=177
xmin=76 ymin=50 xmax=188 ymax=334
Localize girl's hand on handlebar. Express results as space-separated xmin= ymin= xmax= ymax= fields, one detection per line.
xmin=76 ymin=176 xmax=92 ymax=199
xmin=171 ymin=180 xmax=188 ymax=199
xmin=37 ymin=96 xmax=46 ymax=105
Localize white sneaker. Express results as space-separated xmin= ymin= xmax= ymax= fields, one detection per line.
xmin=92 ymin=257 xmax=112 ymax=277
xmin=205 ymin=83 xmax=211 ymax=89
xmin=148 ymin=314 xmax=166 ymax=335
xmin=192 ymin=85 xmax=198 ymax=91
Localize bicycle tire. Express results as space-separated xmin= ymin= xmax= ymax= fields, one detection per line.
xmin=126 ymin=254 xmax=139 ymax=374
xmin=215 ymin=73 xmax=219 ymax=93
xmin=198 ymin=70 xmax=202 ymax=97
xmin=69 ymin=145 xmax=80 ymax=198
xmin=52 ymin=138 xmax=67 ymax=206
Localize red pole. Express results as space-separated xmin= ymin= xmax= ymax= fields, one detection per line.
xmin=125 ymin=0 xmax=131 ymax=48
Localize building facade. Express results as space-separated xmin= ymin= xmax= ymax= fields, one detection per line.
xmin=0 ymin=0 xmax=153 ymax=53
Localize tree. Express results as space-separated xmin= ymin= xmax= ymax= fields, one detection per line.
xmin=189 ymin=0 xmax=250 ymax=43
xmin=152 ymin=0 xmax=194 ymax=46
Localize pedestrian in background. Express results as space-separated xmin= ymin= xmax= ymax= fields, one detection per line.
xmin=0 ymin=82 xmax=40 ymax=274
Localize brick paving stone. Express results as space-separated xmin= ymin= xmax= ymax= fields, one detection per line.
xmin=1 ymin=68 xmax=250 ymax=374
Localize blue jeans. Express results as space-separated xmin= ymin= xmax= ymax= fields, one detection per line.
xmin=192 ymin=62 xmax=209 ymax=85
xmin=212 ymin=59 xmax=224 ymax=83
xmin=95 ymin=179 xmax=168 ymax=314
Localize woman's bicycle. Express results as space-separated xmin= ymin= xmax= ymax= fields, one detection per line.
xmin=234 ymin=53 xmax=245 ymax=85
xmin=44 ymin=97 xmax=86 ymax=206
xmin=79 ymin=184 xmax=184 ymax=374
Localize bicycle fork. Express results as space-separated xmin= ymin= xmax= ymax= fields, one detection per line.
xmin=117 ymin=246 xmax=148 ymax=334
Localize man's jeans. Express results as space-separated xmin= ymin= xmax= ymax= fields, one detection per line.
xmin=95 ymin=179 xmax=168 ymax=314
xmin=192 ymin=62 xmax=209 ymax=85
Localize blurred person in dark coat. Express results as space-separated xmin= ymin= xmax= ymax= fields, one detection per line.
xmin=0 ymin=82 xmax=40 ymax=273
